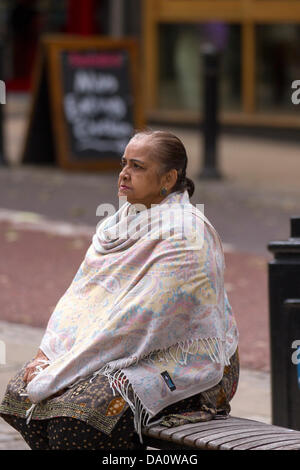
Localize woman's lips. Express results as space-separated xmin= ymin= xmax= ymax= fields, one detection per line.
xmin=119 ymin=185 xmax=132 ymax=190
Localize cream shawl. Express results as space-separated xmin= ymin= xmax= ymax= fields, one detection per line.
xmin=26 ymin=190 xmax=238 ymax=441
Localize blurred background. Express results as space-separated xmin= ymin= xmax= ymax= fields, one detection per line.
xmin=1 ymin=1 xmax=300 ymax=127
xmin=1 ymin=0 xmax=300 ymax=447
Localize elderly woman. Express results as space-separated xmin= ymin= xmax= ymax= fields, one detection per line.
xmin=0 ymin=130 xmax=239 ymax=450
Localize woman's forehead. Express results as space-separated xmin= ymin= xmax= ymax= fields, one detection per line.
xmin=124 ymin=138 xmax=156 ymax=162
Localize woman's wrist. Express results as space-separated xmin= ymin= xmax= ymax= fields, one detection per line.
xmin=36 ymin=348 xmax=49 ymax=361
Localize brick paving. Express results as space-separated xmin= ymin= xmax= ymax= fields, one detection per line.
xmin=0 ymin=420 xmax=30 ymax=450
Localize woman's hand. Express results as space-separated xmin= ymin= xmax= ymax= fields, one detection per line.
xmin=23 ymin=349 xmax=50 ymax=385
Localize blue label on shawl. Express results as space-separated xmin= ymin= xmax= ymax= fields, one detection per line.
xmin=161 ymin=371 xmax=176 ymax=391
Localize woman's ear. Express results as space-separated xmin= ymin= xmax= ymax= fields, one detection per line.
xmin=167 ymin=169 xmax=178 ymax=187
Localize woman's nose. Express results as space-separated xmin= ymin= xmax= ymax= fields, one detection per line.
xmin=119 ymin=166 xmax=130 ymax=179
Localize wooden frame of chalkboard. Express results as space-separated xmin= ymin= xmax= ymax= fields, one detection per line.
xmin=22 ymin=35 xmax=144 ymax=171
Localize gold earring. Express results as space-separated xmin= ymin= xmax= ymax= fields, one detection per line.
xmin=160 ymin=187 xmax=168 ymax=196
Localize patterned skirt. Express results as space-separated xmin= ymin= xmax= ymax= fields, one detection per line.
xmin=0 ymin=348 xmax=239 ymax=448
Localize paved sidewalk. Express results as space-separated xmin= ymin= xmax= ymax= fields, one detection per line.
xmin=0 ymin=320 xmax=271 ymax=450
xmin=0 ymin=321 xmax=42 ymax=450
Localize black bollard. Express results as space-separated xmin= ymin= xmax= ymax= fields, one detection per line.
xmin=268 ymin=217 xmax=300 ymax=429
xmin=0 ymin=41 xmax=5 ymax=166
xmin=0 ymin=95 xmax=5 ymax=165
xmin=199 ymin=43 xmax=222 ymax=179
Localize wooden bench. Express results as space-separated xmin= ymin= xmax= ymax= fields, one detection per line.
xmin=142 ymin=416 xmax=300 ymax=450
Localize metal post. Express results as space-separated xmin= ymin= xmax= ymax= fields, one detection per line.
xmin=109 ymin=0 xmax=124 ymax=37
xmin=199 ymin=43 xmax=221 ymax=179
xmin=0 ymin=41 xmax=5 ymax=165
xmin=268 ymin=217 xmax=300 ymax=428
xmin=283 ymin=298 xmax=300 ymax=430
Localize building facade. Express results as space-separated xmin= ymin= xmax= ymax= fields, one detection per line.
xmin=0 ymin=0 xmax=140 ymax=90
xmin=1 ymin=0 xmax=300 ymax=131
xmin=143 ymin=0 xmax=300 ymax=130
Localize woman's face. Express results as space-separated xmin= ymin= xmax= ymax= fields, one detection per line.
xmin=118 ymin=137 xmax=177 ymax=209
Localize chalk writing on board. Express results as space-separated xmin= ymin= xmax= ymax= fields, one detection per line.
xmin=61 ymin=51 xmax=134 ymax=159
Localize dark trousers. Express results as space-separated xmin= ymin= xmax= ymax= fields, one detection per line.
xmin=2 ymin=409 xmax=146 ymax=450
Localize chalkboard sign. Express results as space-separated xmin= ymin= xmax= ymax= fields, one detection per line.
xmin=22 ymin=35 xmax=144 ymax=170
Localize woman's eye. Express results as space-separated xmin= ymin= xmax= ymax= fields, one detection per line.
xmin=120 ymin=161 xmax=142 ymax=169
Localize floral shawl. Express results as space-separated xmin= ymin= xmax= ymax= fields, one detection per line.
xmin=25 ymin=190 xmax=239 ymax=441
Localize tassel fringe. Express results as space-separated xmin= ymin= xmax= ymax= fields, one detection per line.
xmin=142 ymin=336 xmax=230 ymax=368
xmin=88 ymin=336 xmax=230 ymax=443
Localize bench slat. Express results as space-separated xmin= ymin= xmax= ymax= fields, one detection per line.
xmin=183 ymin=426 xmax=272 ymax=447
xmin=250 ymin=438 xmax=300 ymax=450
xmin=144 ymin=417 xmax=268 ymax=440
xmin=219 ymin=432 xmax=300 ymax=450
xmin=274 ymin=443 xmax=300 ymax=450
xmin=164 ymin=423 xmax=266 ymax=443
xmin=145 ymin=416 xmax=252 ymax=439
xmin=201 ymin=429 xmax=291 ymax=448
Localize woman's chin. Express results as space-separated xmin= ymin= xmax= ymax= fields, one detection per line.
xmin=118 ymin=190 xmax=133 ymax=202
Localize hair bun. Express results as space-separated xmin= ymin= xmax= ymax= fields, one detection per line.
xmin=185 ymin=177 xmax=195 ymax=198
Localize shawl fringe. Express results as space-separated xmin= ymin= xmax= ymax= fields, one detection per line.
xmin=88 ymin=336 xmax=231 ymax=443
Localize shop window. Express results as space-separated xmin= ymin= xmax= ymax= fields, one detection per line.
xmin=0 ymin=0 xmax=69 ymax=90
xmin=158 ymin=23 xmax=241 ymax=112
xmin=0 ymin=0 xmax=105 ymax=91
xmin=256 ymin=24 xmax=300 ymax=113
